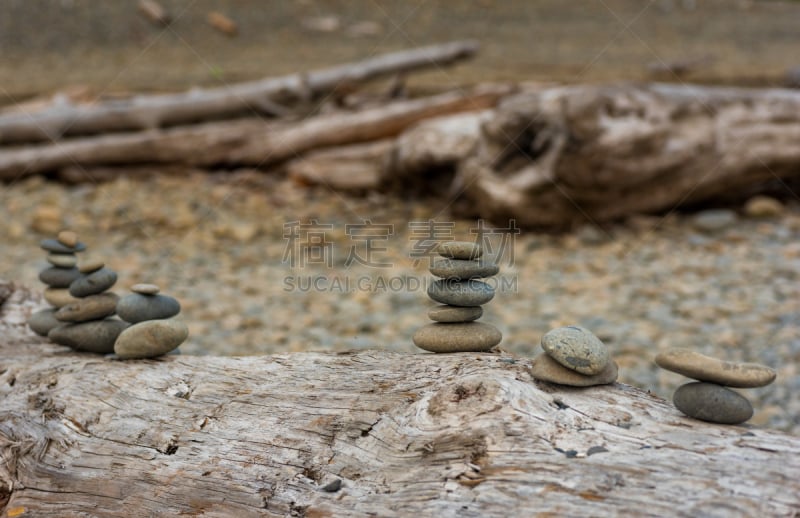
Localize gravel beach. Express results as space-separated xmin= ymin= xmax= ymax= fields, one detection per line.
xmin=2 ymin=171 xmax=798 ymax=434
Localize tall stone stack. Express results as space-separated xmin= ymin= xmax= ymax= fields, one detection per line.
xmin=413 ymin=241 xmax=502 ymax=353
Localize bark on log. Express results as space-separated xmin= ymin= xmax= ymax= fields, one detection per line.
xmin=2 ymin=283 xmax=799 ymax=517
xmin=0 ymin=85 xmax=512 ymax=180
xmin=286 ymin=140 xmax=393 ymax=191
xmin=0 ymin=41 xmax=479 ymax=144
xmin=460 ymin=83 xmax=800 ymax=228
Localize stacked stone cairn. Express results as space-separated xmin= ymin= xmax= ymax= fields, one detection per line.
xmin=412 ymin=241 xmax=502 ymax=353
xmin=28 ymin=231 xmax=127 ymax=353
xmin=530 ymin=326 xmax=618 ymax=386
xmin=655 ymin=348 xmax=776 ymax=425
xmin=114 ymin=283 xmax=188 ymax=358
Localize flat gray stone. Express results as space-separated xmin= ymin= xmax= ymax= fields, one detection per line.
xmin=428 ymin=305 xmax=483 ymax=323
xmin=673 ymin=382 xmax=754 ymax=425
xmin=40 ymin=238 xmax=86 ymax=254
xmin=43 ymin=288 xmax=80 ymax=308
xmin=413 ymin=322 xmax=502 ymax=353
xmin=28 ymin=308 xmax=61 ymax=336
xmin=69 ymin=267 xmax=117 ymax=297
xmin=691 ymin=209 xmax=738 ymax=233
xmin=428 ymin=279 xmax=494 ymax=306
xmin=114 ymin=318 xmax=189 ymax=359
xmin=541 ymin=325 xmax=610 ymax=375
xmin=655 ymin=348 xmax=776 ymax=388
xmin=38 ymin=266 xmax=80 ymax=288
xmin=47 ymin=253 xmax=77 ymax=268
xmin=430 ymin=259 xmax=499 ymax=280
xmin=49 ymin=318 xmax=129 ymax=353
xmin=117 ymin=293 xmax=181 ymax=323
xmin=55 ymin=292 xmax=119 ymax=322
xmin=438 ymin=241 xmax=482 ymax=260
xmin=531 ymin=353 xmax=618 ymax=387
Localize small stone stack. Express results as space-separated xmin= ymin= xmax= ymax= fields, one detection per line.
xmin=412 ymin=241 xmax=502 ymax=353
xmin=655 ymin=348 xmax=776 ymax=425
xmin=530 ymin=326 xmax=618 ymax=386
xmin=114 ymin=283 xmax=188 ymax=359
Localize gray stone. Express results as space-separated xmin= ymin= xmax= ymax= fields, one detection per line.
xmin=40 ymin=238 xmax=86 ymax=254
xmin=55 ymin=292 xmax=119 ymax=322
xmin=430 ymin=259 xmax=499 ymax=280
xmin=427 ymin=279 xmax=494 ymax=306
xmin=428 ymin=305 xmax=483 ymax=323
xmin=673 ymin=382 xmax=754 ymax=425
xmin=114 ymin=318 xmax=189 ymax=359
xmin=541 ymin=325 xmax=610 ymax=375
xmin=38 ymin=266 xmax=80 ymax=288
xmin=438 ymin=241 xmax=482 ymax=260
xmin=28 ymin=308 xmax=61 ymax=336
xmin=69 ymin=267 xmax=117 ymax=297
xmin=47 ymin=253 xmax=77 ymax=268
xmin=655 ymin=348 xmax=776 ymax=388
xmin=413 ymin=322 xmax=502 ymax=353
xmin=132 ymin=283 xmax=160 ymax=295
xmin=116 ymin=293 xmax=181 ymax=323
xmin=531 ymin=353 xmax=618 ymax=387
xmin=48 ymin=319 xmax=129 ymax=353
xmin=691 ymin=209 xmax=738 ymax=232
xmin=43 ymin=287 xmax=80 ymax=308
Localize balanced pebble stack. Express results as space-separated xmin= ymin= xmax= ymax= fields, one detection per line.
xmin=413 ymin=241 xmax=502 ymax=353
xmin=655 ymin=348 xmax=776 ymax=425
xmin=531 ymin=326 xmax=618 ymax=387
xmin=114 ymin=283 xmax=188 ymax=359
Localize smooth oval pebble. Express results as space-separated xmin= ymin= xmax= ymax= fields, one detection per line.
xmin=40 ymin=238 xmax=86 ymax=254
xmin=55 ymin=292 xmax=119 ymax=322
xmin=79 ymin=260 xmax=105 ymax=274
xmin=531 ymin=353 xmax=618 ymax=387
xmin=114 ymin=319 xmax=189 ymax=359
xmin=412 ymin=322 xmax=501 ymax=353
xmin=47 ymin=253 xmax=77 ymax=268
xmin=428 ymin=305 xmax=483 ymax=323
xmin=438 ymin=241 xmax=482 ymax=260
xmin=655 ymin=348 xmax=776 ymax=388
xmin=673 ymin=382 xmax=754 ymax=425
xmin=38 ymin=266 xmax=81 ymax=288
xmin=427 ymin=279 xmax=494 ymax=307
xmin=69 ymin=267 xmax=117 ymax=297
xmin=132 ymin=283 xmax=160 ymax=295
xmin=541 ymin=325 xmax=610 ymax=375
xmin=48 ymin=319 xmax=129 ymax=353
xmin=430 ymin=259 xmax=499 ymax=280
xmin=116 ymin=293 xmax=181 ymax=323
xmin=57 ymin=230 xmax=78 ymax=248
xmin=44 ymin=288 xmax=80 ymax=308
xmin=28 ymin=308 xmax=62 ymax=336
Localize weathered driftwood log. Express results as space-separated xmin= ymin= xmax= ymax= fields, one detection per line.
xmin=0 ymin=85 xmax=511 ymax=180
xmin=459 ymin=83 xmax=800 ymax=228
xmin=287 ymin=139 xmax=393 ymax=191
xmin=0 ymin=40 xmax=479 ymax=144
xmin=2 ymin=283 xmax=799 ymax=517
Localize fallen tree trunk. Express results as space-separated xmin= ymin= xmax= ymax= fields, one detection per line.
xmin=459 ymin=83 xmax=800 ymax=228
xmin=1 ymin=283 xmax=799 ymax=517
xmin=0 ymin=40 xmax=479 ymax=144
xmin=0 ymin=85 xmax=512 ymax=180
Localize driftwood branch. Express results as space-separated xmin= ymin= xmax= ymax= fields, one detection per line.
xmin=0 ymin=40 xmax=479 ymax=144
xmin=0 ymin=85 xmax=512 ymax=180
xmin=1 ymin=283 xmax=799 ymax=517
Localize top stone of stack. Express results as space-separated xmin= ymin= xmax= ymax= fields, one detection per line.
xmin=437 ymin=241 xmax=482 ymax=260
xmin=40 ymin=230 xmax=86 ymax=254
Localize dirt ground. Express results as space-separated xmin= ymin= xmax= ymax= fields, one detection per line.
xmin=2 ymin=0 xmax=800 ymax=101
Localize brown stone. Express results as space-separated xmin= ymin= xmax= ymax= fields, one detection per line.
xmin=530 ymin=353 xmax=618 ymax=387
xmin=655 ymin=348 xmax=776 ymax=388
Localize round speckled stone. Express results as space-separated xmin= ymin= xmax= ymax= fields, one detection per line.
xmin=437 ymin=241 xmax=482 ymax=260
xmin=541 ymin=326 xmax=610 ymax=375
xmin=43 ymin=288 xmax=80 ymax=308
xmin=430 ymin=259 xmax=499 ymax=280
xmin=28 ymin=308 xmax=62 ymax=337
xmin=427 ymin=279 xmax=494 ymax=307
xmin=655 ymin=348 xmax=776 ymax=388
xmin=116 ymin=293 xmax=180 ymax=323
xmin=131 ymin=283 xmax=160 ymax=295
xmin=48 ymin=318 xmax=129 ymax=353
xmin=55 ymin=292 xmax=119 ymax=323
xmin=69 ymin=267 xmax=117 ymax=297
xmin=530 ymin=353 xmax=618 ymax=387
xmin=672 ymin=382 xmax=754 ymax=425
xmin=40 ymin=238 xmax=86 ymax=254
xmin=57 ymin=230 xmax=78 ymax=248
xmin=47 ymin=253 xmax=77 ymax=268
xmin=412 ymin=322 xmax=502 ymax=353
xmin=114 ymin=318 xmax=189 ymax=359
xmin=38 ymin=266 xmax=81 ymax=288
xmin=428 ymin=305 xmax=483 ymax=323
